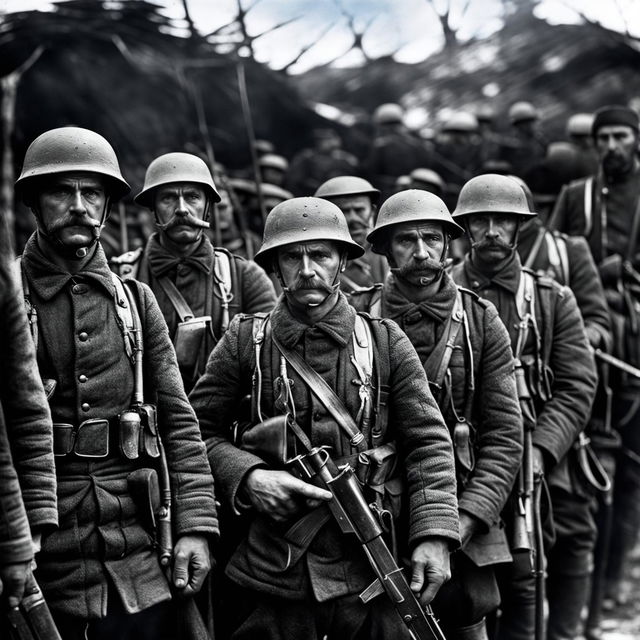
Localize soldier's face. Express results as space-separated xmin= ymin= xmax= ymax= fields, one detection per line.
xmin=215 ymin=190 xmax=234 ymax=230
xmin=595 ymin=125 xmax=638 ymax=176
xmin=277 ymin=240 xmax=343 ymax=308
xmin=389 ymin=222 xmax=445 ymax=286
xmin=37 ymin=172 xmax=106 ymax=249
xmin=467 ymin=213 xmax=518 ymax=263
xmin=330 ymin=195 xmax=374 ymax=245
xmin=154 ymin=182 xmax=207 ymax=245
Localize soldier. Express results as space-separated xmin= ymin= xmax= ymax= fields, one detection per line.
xmin=566 ymin=113 xmax=599 ymax=176
xmin=111 ymin=152 xmax=277 ymax=393
xmin=0 ymin=253 xmax=57 ymax=618
xmin=363 ymin=103 xmax=432 ymax=200
xmin=258 ymin=154 xmax=289 ymax=188
xmin=190 ymin=196 xmax=460 ymax=639
xmin=349 ymin=189 xmax=523 ymax=640
xmin=515 ymin=176 xmax=614 ymax=640
xmin=408 ymin=168 xmax=446 ymax=198
xmin=15 ymin=127 xmax=217 ymax=638
xmin=500 ymin=102 xmax=548 ymax=181
xmin=314 ymin=176 xmax=388 ymax=292
xmin=285 ymin=128 xmax=359 ymax=197
xmin=550 ymin=106 xmax=640 ymax=620
xmin=450 ymin=174 xmax=598 ymax=640
xmin=213 ymin=185 xmax=262 ymax=260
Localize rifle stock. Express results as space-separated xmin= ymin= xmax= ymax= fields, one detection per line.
xmin=4 ymin=575 xmax=62 ymax=640
xmin=287 ymin=446 xmax=447 ymax=640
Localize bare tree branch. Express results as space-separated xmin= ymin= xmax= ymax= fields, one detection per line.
xmin=181 ymin=0 xmax=199 ymax=38
xmin=252 ymin=15 xmax=302 ymax=41
xmin=424 ymin=0 xmax=459 ymax=49
xmin=278 ymin=20 xmax=337 ymax=73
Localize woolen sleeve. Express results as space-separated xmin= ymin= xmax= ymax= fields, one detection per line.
xmin=190 ymin=315 xmax=267 ymax=514
xmin=239 ymin=259 xmax=277 ymax=313
xmin=457 ymin=302 xmax=523 ymax=529
xmin=137 ymin=282 xmax=218 ymax=540
xmin=0 ymin=405 xmax=33 ymax=565
xmin=533 ymin=285 xmax=598 ymax=465
xmin=0 ymin=282 xmax=57 ymax=534
xmin=384 ymin=319 xmax=460 ymax=548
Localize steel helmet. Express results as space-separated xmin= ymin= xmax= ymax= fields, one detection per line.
xmin=368 ymin=189 xmax=463 ymax=253
xmin=15 ymin=126 xmax=130 ymax=201
xmin=441 ymin=111 xmax=479 ymax=133
xmin=254 ymin=197 xmax=364 ymax=271
xmin=566 ymin=113 xmax=594 ymax=137
xmin=508 ymin=101 xmax=539 ymax=125
xmin=314 ymin=176 xmax=380 ymax=204
xmin=452 ymin=174 xmax=535 ymax=220
xmin=258 ymin=154 xmax=289 ymax=172
xmin=135 ymin=152 xmax=221 ymax=208
xmin=475 ymin=104 xmax=495 ymax=124
xmin=373 ymin=103 xmax=404 ymax=125
xmin=409 ymin=168 xmax=445 ymax=192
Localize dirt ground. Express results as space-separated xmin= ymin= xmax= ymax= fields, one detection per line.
xmin=583 ymin=543 xmax=640 ymax=639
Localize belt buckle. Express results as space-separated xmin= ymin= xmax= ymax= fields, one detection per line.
xmin=74 ymin=418 xmax=110 ymax=458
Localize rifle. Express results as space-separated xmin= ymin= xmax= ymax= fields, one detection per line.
xmin=125 ymin=283 xmax=212 ymax=640
xmin=591 ymin=347 xmax=640 ymax=380
xmin=286 ymin=444 xmax=447 ymax=640
xmin=4 ymin=574 xmax=62 ymax=640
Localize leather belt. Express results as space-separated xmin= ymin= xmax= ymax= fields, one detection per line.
xmin=53 ymin=418 xmax=120 ymax=459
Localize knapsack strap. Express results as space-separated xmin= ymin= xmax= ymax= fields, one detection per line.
xmin=583 ymin=177 xmax=593 ymax=237
xmin=155 ymin=275 xmax=195 ymax=323
xmin=523 ymin=226 xmax=547 ymax=271
xmin=270 ymin=331 xmax=367 ymax=452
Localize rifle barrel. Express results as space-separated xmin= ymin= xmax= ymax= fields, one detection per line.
xmin=592 ymin=348 xmax=640 ymax=380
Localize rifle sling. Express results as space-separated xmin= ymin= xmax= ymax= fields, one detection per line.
xmin=271 ymin=332 xmax=367 ymax=452
xmin=156 ymin=275 xmax=195 ymax=323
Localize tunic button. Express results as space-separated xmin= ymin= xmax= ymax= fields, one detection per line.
xmin=81 ymin=402 xmax=90 ymax=412
xmin=78 ymin=332 xmax=88 ymax=342
xmin=71 ymin=283 xmax=88 ymax=294
xmin=78 ymin=374 xmax=88 ymax=383
xmin=178 ymin=265 xmax=190 ymax=277
xmin=471 ymin=280 xmax=480 ymax=288
xmin=313 ymin=411 xmax=322 ymax=421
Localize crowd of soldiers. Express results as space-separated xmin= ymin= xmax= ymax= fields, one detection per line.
xmin=1 ymin=99 xmax=640 ymax=640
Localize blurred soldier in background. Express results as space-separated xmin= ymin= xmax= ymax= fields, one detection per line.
xmin=314 ymin=175 xmax=387 ymax=291
xmin=451 ymin=174 xmax=597 ymax=640
xmin=550 ymin=105 xmax=640 ymax=636
xmin=363 ymin=103 xmax=432 ymax=201
xmin=258 ymin=154 xmax=289 ymax=188
xmin=112 ymin=152 xmax=276 ymax=393
xmin=286 ymin=128 xmax=359 ymax=196
xmin=407 ymin=168 xmax=446 ymax=198
xmin=500 ymin=101 xmax=548 ymax=180
xmin=566 ymin=113 xmax=599 ymax=175
xmin=190 ymin=196 xmax=460 ymax=640
xmin=350 ymin=189 xmax=523 ymax=640
xmin=15 ymin=127 xmax=217 ymax=639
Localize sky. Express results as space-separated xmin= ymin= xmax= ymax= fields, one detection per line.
xmin=1 ymin=0 xmax=639 ymax=73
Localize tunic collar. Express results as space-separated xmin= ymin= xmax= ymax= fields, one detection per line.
xmin=383 ymin=272 xmax=456 ymax=324
xmin=22 ymin=233 xmax=116 ymax=301
xmin=146 ymin=232 xmax=214 ymax=277
xmin=464 ymin=251 xmax=522 ymax=295
xmin=270 ymin=292 xmax=356 ymax=349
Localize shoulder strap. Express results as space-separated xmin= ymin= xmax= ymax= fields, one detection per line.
xmin=17 ymin=257 xmax=39 ymax=353
xmin=548 ymin=233 xmax=570 ymax=286
xmin=155 ymin=275 xmax=195 ymax=323
xmin=514 ymin=270 xmax=536 ymax=359
xmin=270 ymin=330 xmax=367 ymax=451
xmin=584 ymin=177 xmax=593 ymax=237
xmin=625 ymin=195 xmax=640 ymax=261
xmin=352 ymin=315 xmax=373 ymax=380
xmin=213 ymin=250 xmax=234 ymax=333
xmin=111 ymin=272 xmax=136 ymax=360
xmin=523 ymin=225 xmax=547 ymax=270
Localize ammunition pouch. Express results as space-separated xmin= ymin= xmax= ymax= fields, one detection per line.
xmin=173 ymin=315 xmax=211 ymax=379
xmin=238 ymin=415 xmax=298 ymax=466
xmin=128 ymin=468 xmax=161 ymax=536
xmin=452 ymin=421 xmax=475 ymax=487
xmin=53 ymin=403 xmax=160 ymax=460
xmin=520 ymin=354 xmax=553 ymax=406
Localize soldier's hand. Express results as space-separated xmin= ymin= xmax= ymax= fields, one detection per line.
xmin=0 ymin=560 xmax=33 ymax=608
xmin=244 ymin=469 xmax=332 ymax=522
xmin=409 ymin=537 xmax=451 ymax=606
xmin=172 ymin=535 xmax=211 ymax=596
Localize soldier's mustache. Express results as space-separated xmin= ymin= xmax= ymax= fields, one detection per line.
xmin=286 ymin=277 xmax=335 ymax=294
xmin=48 ymin=215 xmax=101 ymax=233
xmin=475 ymin=238 xmax=511 ymax=251
xmin=159 ymin=214 xmax=210 ymax=231
xmin=393 ymin=257 xmax=442 ymax=279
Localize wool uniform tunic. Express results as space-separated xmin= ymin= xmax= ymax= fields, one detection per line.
xmin=190 ymin=293 xmax=459 ymax=605
xmin=21 ymin=235 xmax=218 ymax=620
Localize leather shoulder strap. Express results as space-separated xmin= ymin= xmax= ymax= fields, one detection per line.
xmin=584 ymin=177 xmax=593 ymax=237
xmin=155 ymin=275 xmax=194 ymax=323
xmin=271 ymin=331 xmax=367 ymax=451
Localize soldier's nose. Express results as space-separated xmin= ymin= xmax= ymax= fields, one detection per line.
xmin=175 ymin=195 xmax=189 ymax=216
